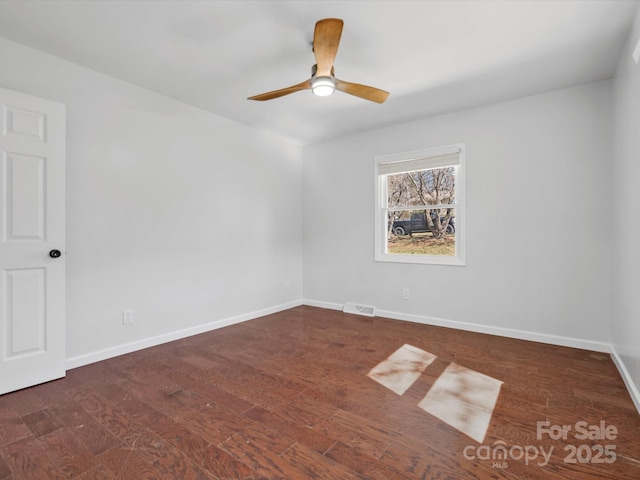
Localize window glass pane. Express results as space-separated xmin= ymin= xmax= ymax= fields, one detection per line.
xmin=387 ymin=166 xmax=456 ymax=208
xmin=387 ymin=208 xmax=456 ymax=256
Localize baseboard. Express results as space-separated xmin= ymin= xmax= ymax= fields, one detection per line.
xmin=380 ymin=308 xmax=611 ymax=353
xmin=302 ymin=299 xmax=610 ymax=353
xmin=65 ymin=299 xmax=303 ymax=370
xmin=302 ymin=298 xmax=343 ymax=311
xmin=610 ymin=347 xmax=640 ymax=414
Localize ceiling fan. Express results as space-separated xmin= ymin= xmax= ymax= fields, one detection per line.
xmin=248 ymin=18 xmax=389 ymax=104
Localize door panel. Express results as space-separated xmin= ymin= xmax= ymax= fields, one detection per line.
xmin=5 ymin=152 xmax=46 ymax=240
xmin=0 ymin=87 xmax=65 ymax=395
xmin=6 ymin=268 xmax=46 ymax=356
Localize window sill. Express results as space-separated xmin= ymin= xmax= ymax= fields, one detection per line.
xmin=374 ymin=253 xmax=466 ymax=266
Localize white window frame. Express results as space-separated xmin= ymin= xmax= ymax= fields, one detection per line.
xmin=374 ymin=144 xmax=466 ymax=266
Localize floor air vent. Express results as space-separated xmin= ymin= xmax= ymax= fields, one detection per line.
xmin=343 ymin=302 xmax=376 ymax=317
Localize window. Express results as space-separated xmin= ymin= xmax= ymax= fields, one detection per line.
xmin=374 ymin=144 xmax=465 ymax=265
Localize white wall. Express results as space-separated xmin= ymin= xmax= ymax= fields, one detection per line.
xmin=0 ymin=37 xmax=303 ymax=364
xmin=613 ymin=7 xmax=640 ymax=406
xmin=303 ymin=81 xmax=613 ymax=349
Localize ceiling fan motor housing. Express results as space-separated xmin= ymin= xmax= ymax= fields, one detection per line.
xmin=310 ymin=64 xmax=336 ymax=96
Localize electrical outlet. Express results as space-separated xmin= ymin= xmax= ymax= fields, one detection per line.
xmin=402 ymin=288 xmax=410 ymax=300
xmin=122 ymin=309 xmax=134 ymax=325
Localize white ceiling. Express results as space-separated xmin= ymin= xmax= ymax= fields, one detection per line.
xmin=0 ymin=0 xmax=637 ymax=145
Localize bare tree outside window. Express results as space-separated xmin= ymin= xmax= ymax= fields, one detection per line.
xmin=386 ymin=167 xmax=457 ymax=256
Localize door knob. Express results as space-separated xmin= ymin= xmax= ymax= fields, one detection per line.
xmin=49 ymin=249 xmax=62 ymax=258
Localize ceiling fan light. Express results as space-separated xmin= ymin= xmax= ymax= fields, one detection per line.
xmin=311 ymin=76 xmax=335 ymax=96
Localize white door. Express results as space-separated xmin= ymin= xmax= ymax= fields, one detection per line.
xmin=0 ymin=87 xmax=66 ymax=395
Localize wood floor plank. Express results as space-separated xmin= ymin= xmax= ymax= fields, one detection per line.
xmin=121 ymin=426 xmax=212 ymax=480
xmin=1 ymin=389 xmax=46 ymax=417
xmin=193 ymin=444 xmax=260 ymax=480
xmin=73 ymin=463 xmax=119 ymax=480
xmin=0 ymin=451 xmax=12 ymax=480
xmin=165 ymin=367 xmax=256 ymax=415
xmin=90 ymin=379 xmax=156 ymax=418
xmin=46 ymin=394 xmax=123 ymax=456
xmin=1 ymin=437 xmax=67 ymax=480
xmin=256 ymin=395 xmax=339 ymax=431
xmin=97 ymin=445 xmax=168 ymax=480
xmin=173 ymin=404 xmax=240 ymax=447
xmin=280 ymin=441 xmax=368 ymax=479
xmin=217 ymin=428 xmax=298 ymax=479
xmin=0 ymin=407 xmax=33 ymax=448
xmin=21 ymin=409 xmax=62 ymax=438
xmin=39 ymin=428 xmax=99 ymax=478
xmin=242 ymin=405 xmax=336 ymax=455
xmin=323 ymin=440 xmax=409 ymax=480
xmin=69 ymin=387 xmax=141 ymax=439
xmin=136 ymin=409 xmax=212 ymax=454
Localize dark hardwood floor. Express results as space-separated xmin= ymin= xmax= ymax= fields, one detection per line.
xmin=1 ymin=305 xmax=639 ymax=479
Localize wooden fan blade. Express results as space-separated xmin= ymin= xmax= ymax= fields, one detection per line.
xmin=313 ymin=18 xmax=343 ymax=77
xmin=335 ymin=78 xmax=389 ymax=104
xmin=248 ymin=79 xmax=312 ymax=101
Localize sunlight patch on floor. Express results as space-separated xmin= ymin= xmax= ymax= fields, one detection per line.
xmin=367 ymin=344 xmax=437 ymax=395
xmin=417 ymin=363 xmax=503 ymax=443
